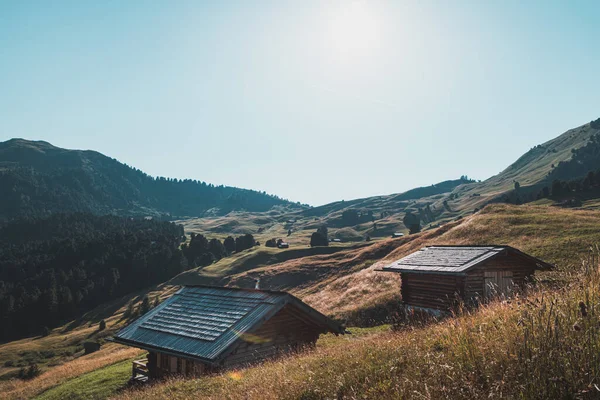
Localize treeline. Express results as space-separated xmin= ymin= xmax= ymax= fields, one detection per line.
xmin=0 ymin=139 xmax=299 ymax=221
xmin=0 ymin=213 xmax=187 ymax=342
xmin=181 ymin=232 xmax=256 ymax=267
xmin=534 ymin=133 xmax=600 ymax=200
xmin=547 ymin=134 xmax=600 ymax=182
xmin=537 ymin=169 xmax=600 ymax=200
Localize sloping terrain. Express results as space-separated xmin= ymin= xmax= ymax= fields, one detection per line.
xmin=117 ymin=266 xmax=600 ymax=400
xmin=0 ymin=139 xmax=297 ymax=221
xmin=442 ymin=119 xmax=600 ymax=214
xmin=2 ymin=203 xmax=598 ymax=399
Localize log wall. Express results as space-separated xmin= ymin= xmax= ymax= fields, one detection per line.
xmin=402 ymin=251 xmax=538 ymax=310
xmin=464 ymin=252 xmax=535 ymax=304
xmin=401 ymin=273 xmax=464 ymax=311
xmin=222 ymin=305 xmax=321 ymax=368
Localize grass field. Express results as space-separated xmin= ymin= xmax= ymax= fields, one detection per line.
xmin=116 ymin=260 xmax=600 ymax=399
xmin=35 ymin=359 xmax=134 ymax=400
xmin=4 ymin=203 xmax=600 ymax=399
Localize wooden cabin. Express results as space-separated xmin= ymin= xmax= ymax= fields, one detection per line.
xmin=381 ymin=245 xmax=553 ymax=313
xmin=112 ymin=286 xmax=345 ymax=381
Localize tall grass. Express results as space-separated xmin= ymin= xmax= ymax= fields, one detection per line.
xmin=116 ymin=253 xmax=600 ymax=400
xmin=0 ymin=344 xmax=142 ymax=400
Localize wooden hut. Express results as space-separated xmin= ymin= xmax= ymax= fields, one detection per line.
xmin=112 ymin=286 xmax=345 ymax=381
xmin=381 ymin=245 xmax=553 ymax=313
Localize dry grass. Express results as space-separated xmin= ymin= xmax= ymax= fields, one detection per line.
xmin=0 ymin=286 xmax=177 ymax=398
xmin=0 ymin=344 xmax=142 ymax=400
xmin=115 ymin=258 xmax=600 ymax=400
xmin=5 ymin=204 xmax=600 ymax=399
xmin=302 ymin=204 xmax=600 ymax=318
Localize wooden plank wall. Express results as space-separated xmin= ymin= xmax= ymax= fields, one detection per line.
xmin=222 ymin=305 xmax=321 ymax=368
xmin=465 ymin=253 xmax=535 ymax=304
xmin=401 ymin=273 xmax=465 ymax=311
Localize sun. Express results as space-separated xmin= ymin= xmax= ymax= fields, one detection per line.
xmin=326 ymin=1 xmax=382 ymax=59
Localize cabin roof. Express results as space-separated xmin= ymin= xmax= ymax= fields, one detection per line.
xmin=112 ymin=286 xmax=344 ymax=364
xmin=381 ymin=245 xmax=553 ymax=275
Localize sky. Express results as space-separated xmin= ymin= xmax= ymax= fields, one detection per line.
xmin=1 ymin=1 xmax=599 ymax=206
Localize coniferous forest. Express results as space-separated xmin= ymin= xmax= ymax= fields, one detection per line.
xmin=0 ymin=139 xmax=298 ymax=221
xmin=0 ymin=213 xmax=187 ymax=342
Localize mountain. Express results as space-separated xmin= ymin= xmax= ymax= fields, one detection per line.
xmin=435 ymin=118 xmax=600 ymax=214
xmin=0 ymin=139 xmax=298 ymax=221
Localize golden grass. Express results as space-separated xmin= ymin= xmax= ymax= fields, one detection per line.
xmin=302 ymin=204 xmax=600 ymax=317
xmin=0 ymin=286 xmax=178 ymax=398
xmin=115 ymin=261 xmax=600 ymax=400
xmin=6 ymin=204 xmax=600 ymax=399
xmin=0 ymin=344 xmax=142 ymax=400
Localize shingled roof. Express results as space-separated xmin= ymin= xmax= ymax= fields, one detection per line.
xmin=112 ymin=286 xmax=344 ymax=365
xmin=382 ymin=245 xmax=553 ymax=275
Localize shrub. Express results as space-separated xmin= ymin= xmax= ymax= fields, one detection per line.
xmin=403 ymin=211 xmax=421 ymax=234
xmin=19 ymin=363 xmax=41 ymax=380
xmin=83 ymin=341 xmax=101 ymax=355
xmin=310 ymin=232 xmax=328 ymax=247
xmin=99 ymin=319 xmax=106 ymax=331
xmin=139 ymin=296 xmax=151 ymax=315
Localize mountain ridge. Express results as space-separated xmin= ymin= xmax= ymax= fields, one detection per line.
xmin=0 ymin=138 xmax=298 ymax=221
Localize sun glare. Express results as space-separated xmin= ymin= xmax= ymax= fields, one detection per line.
xmin=326 ymin=1 xmax=382 ymax=59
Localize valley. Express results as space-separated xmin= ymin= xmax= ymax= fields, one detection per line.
xmin=1 ymin=118 xmax=600 ymax=399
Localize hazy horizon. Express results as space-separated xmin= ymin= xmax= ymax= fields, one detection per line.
xmin=1 ymin=1 xmax=599 ymax=206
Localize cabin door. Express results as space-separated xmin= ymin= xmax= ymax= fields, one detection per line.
xmin=484 ymin=271 xmax=514 ymax=299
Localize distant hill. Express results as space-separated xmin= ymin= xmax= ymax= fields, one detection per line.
xmin=440 ymin=118 xmax=600 ymax=213
xmin=0 ymin=139 xmax=298 ymax=221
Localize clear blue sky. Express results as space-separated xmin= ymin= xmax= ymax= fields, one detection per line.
xmin=1 ymin=1 xmax=599 ymax=206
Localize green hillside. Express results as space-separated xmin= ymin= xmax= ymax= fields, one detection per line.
xmin=443 ymin=119 xmax=600 ymax=213
xmin=0 ymin=139 xmax=298 ymax=221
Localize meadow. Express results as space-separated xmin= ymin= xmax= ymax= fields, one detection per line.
xmin=3 ymin=203 xmax=600 ymax=399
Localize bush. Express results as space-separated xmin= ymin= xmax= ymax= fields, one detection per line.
xmin=19 ymin=363 xmax=41 ymax=380
xmin=265 ymin=238 xmax=278 ymax=248
xmin=41 ymin=326 xmax=50 ymax=337
xmin=83 ymin=341 xmax=101 ymax=355
xmin=99 ymin=319 xmax=106 ymax=331
xmin=310 ymin=232 xmax=328 ymax=247
xmin=139 ymin=296 xmax=151 ymax=315
xmin=403 ymin=211 xmax=421 ymax=234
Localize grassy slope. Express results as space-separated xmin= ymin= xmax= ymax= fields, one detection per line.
xmin=35 ymin=359 xmax=133 ymax=400
xmin=5 ymin=204 xmax=600 ymax=399
xmin=0 ymin=285 xmax=174 ymax=399
xmin=115 ymin=204 xmax=600 ymax=399
xmin=118 ymin=269 xmax=600 ymax=400
xmin=178 ymin=121 xmax=600 ymax=250
xmin=444 ymin=121 xmax=599 ymax=214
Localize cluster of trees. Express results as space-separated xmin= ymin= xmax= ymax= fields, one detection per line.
xmin=547 ymin=134 xmax=600 ymax=182
xmin=181 ymin=233 xmax=256 ymax=267
xmin=403 ymin=211 xmax=421 ymax=234
xmin=265 ymin=238 xmax=285 ymax=248
xmin=310 ymin=226 xmax=329 ymax=247
xmin=341 ymin=209 xmax=375 ymax=226
xmin=591 ymin=118 xmax=600 ymax=130
xmin=537 ymin=169 xmax=600 ymax=200
xmin=0 ymin=213 xmax=187 ymax=342
xmin=533 ymin=133 xmax=600 ymax=201
xmin=0 ymin=139 xmax=297 ymax=222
